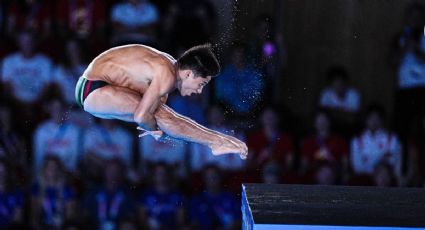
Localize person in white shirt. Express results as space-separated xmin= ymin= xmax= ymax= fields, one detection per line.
xmin=392 ymin=3 xmax=425 ymax=141
xmin=83 ymin=119 xmax=133 ymax=167
xmin=111 ymin=0 xmax=159 ymax=45
xmin=33 ymin=97 xmax=81 ymax=174
xmin=319 ymin=66 xmax=361 ymax=113
xmin=350 ymin=105 xmax=402 ymax=180
xmin=1 ymin=31 xmax=52 ymax=104
xmin=139 ymin=132 xmax=187 ymax=176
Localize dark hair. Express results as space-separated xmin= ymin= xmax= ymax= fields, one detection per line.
xmin=177 ymin=44 xmax=220 ymax=77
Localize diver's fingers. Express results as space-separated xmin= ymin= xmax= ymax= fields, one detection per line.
xmin=138 ymin=132 xmax=150 ymax=138
xmin=137 ymin=126 xmax=146 ymax=131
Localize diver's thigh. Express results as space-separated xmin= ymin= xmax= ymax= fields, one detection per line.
xmin=83 ymin=85 xmax=142 ymax=122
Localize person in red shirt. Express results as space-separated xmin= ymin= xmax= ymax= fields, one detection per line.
xmin=56 ymin=0 xmax=107 ymax=56
xmin=247 ymin=107 xmax=294 ymax=171
xmin=300 ymin=110 xmax=348 ymax=182
xmin=56 ymin=0 xmax=105 ymax=38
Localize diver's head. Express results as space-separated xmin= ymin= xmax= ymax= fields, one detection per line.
xmin=176 ymin=44 xmax=220 ymax=96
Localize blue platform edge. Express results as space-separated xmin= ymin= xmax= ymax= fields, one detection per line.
xmin=253 ymin=224 xmax=423 ymax=230
xmin=241 ymin=184 xmax=423 ymax=230
xmin=242 ymin=184 xmax=255 ymax=230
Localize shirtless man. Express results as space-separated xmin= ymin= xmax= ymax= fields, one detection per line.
xmin=75 ymin=44 xmax=247 ymax=159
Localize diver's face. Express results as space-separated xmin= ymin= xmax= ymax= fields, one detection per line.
xmin=180 ymin=71 xmax=211 ymax=96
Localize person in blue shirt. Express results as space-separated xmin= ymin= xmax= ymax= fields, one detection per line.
xmin=83 ymin=158 xmax=136 ymax=230
xmin=30 ymin=155 xmax=76 ymax=229
xmin=214 ymin=43 xmax=265 ymax=117
xmin=138 ymin=162 xmax=186 ymax=229
xmin=190 ymin=164 xmax=240 ymax=230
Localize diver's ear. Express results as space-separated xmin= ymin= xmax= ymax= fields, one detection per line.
xmin=188 ymin=70 xmax=194 ymax=78
xmin=182 ymin=69 xmax=192 ymax=78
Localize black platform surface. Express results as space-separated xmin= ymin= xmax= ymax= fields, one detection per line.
xmin=243 ymin=183 xmax=425 ymax=227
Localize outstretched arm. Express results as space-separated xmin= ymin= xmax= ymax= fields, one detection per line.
xmin=149 ymin=103 xmax=247 ymax=159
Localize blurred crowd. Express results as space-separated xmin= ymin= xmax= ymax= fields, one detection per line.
xmin=0 ymin=0 xmax=424 ymax=229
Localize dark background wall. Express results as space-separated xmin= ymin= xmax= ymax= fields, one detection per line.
xmin=234 ymin=0 xmax=425 ymax=124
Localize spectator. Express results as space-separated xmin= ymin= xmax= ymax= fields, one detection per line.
xmin=246 ymin=107 xmax=294 ymax=171
xmin=56 ymin=0 xmax=106 ymax=45
xmin=320 ymin=66 xmax=360 ymax=112
xmin=350 ymin=105 xmax=402 ymax=181
xmin=391 ymin=2 xmax=425 ymax=141
xmin=214 ymin=43 xmax=265 ymax=118
xmin=52 ymin=39 xmax=88 ymax=106
xmin=33 ymin=97 xmax=81 ymax=174
xmin=300 ymin=110 xmax=348 ymax=179
xmin=1 ymin=30 xmax=52 ymax=105
xmin=0 ymin=159 xmax=24 ymax=228
xmin=82 ymin=119 xmax=133 ymax=185
xmin=139 ymin=132 xmax=187 ymax=177
xmin=319 ymin=66 xmax=361 ymax=113
xmin=110 ymin=0 xmax=159 ymax=45
xmin=83 ymin=158 xmax=135 ymax=229
xmin=31 ymin=155 xmax=76 ymax=229
xmin=314 ymin=161 xmax=340 ymax=185
xmin=261 ymin=161 xmax=282 ymax=184
xmin=6 ymin=0 xmax=52 ymax=39
xmin=319 ymin=66 xmax=361 ymax=136
xmin=138 ymin=162 xmax=185 ymax=229
xmin=83 ymin=119 xmax=133 ymax=168
xmin=373 ymin=161 xmax=397 ymax=187
xmin=190 ymin=104 xmax=246 ymax=172
xmin=162 ymin=0 xmax=216 ymax=51
xmin=190 ymin=164 xmax=240 ymax=230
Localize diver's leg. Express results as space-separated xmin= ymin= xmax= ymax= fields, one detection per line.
xmin=83 ymin=85 xmax=247 ymax=158
xmin=154 ymin=104 xmax=248 ymax=159
xmin=83 ymin=85 xmax=141 ymax=122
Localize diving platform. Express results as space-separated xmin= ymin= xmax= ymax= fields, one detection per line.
xmin=241 ymin=184 xmax=425 ymax=230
